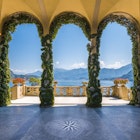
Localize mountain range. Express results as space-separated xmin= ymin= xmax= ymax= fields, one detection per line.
xmin=10 ymin=70 xmax=41 ymax=79
xmin=10 ymin=63 xmax=133 ymax=81
xmin=99 ymin=64 xmax=133 ymax=80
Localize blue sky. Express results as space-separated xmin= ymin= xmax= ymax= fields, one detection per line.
xmin=9 ymin=22 xmax=132 ymax=74
xmin=52 ymin=24 xmax=89 ymax=69
xmin=100 ymin=22 xmax=132 ymax=69
xmin=9 ymin=24 xmax=42 ymax=74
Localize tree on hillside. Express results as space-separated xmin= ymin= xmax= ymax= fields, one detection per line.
xmin=29 ymin=77 xmax=41 ymax=86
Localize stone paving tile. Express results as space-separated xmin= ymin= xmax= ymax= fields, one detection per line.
xmin=0 ymin=103 xmax=140 ymax=140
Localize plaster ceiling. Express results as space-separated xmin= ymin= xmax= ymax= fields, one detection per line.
xmin=0 ymin=0 xmax=139 ymax=34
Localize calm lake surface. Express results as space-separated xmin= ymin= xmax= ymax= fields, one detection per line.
xmin=54 ymin=80 xmax=133 ymax=88
xmin=9 ymin=80 xmax=133 ymax=88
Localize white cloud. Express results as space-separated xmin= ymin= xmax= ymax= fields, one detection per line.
xmin=54 ymin=61 xmax=60 ymax=68
xmin=56 ymin=61 xmax=60 ymax=65
xmin=99 ymin=60 xmax=124 ymax=69
xmin=11 ymin=69 xmax=27 ymax=74
xmin=70 ymin=62 xmax=87 ymax=69
xmin=107 ymin=62 xmax=123 ymax=69
xmin=100 ymin=60 xmax=105 ymax=68
xmin=33 ymin=69 xmax=42 ymax=72
xmin=11 ymin=68 xmax=42 ymax=74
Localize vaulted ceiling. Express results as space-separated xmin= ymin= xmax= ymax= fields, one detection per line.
xmin=0 ymin=0 xmax=140 ymax=34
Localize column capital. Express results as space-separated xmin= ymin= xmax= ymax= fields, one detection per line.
xmin=41 ymin=34 xmax=52 ymax=47
xmin=89 ymin=34 xmax=97 ymax=54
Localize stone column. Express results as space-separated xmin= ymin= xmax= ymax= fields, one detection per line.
xmin=82 ymin=82 xmax=88 ymax=96
xmin=11 ymin=85 xmax=18 ymax=100
xmin=53 ymin=81 xmax=58 ymax=96
xmin=39 ymin=34 xmax=54 ymax=107
xmin=22 ymin=82 xmax=26 ymax=96
xmin=86 ymin=34 xmax=102 ymax=107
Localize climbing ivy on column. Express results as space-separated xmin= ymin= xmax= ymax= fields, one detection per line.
xmin=0 ymin=38 xmax=11 ymax=106
xmin=86 ymin=35 xmax=102 ymax=107
xmin=40 ymin=34 xmax=54 ymax=107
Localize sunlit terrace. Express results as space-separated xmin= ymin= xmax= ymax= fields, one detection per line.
xmin=0 ymin=0 xmax=140 ymax=140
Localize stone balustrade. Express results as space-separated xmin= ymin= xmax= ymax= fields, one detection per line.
xmin=10 ymin=85 xmax=24 ymax=100
xmin=111 ymin=85 xmax=133 ymax=100
xmin=100 ymin=86 xmax=113 ymax=97
xmin=53 ymin=81 xmax=87 ymax=96
xmin=25 ymin=86 xmax=40 ymax=96
xmin=112 ymin=78 xmax=133 ymax=100
xmin=54 ymin=86 xmax=86 ymax=96
xmin=10 ymin=80 xmax=133 ymax=101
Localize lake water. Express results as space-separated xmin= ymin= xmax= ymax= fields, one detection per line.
xmin=100 ymin=80 xmax=133 ymax=88
xmin=9 ymin=80 xmax=133 ymax=88
xmin=54 ymin=80 xmax=133 ymax=88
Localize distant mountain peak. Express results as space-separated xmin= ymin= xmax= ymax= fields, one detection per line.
xmin=99 ymin=63 xmax=132 ymax=80
xmin=26 ymin=71 xmax=42 ymax=77
xmin=10 ymin=63 xmax=133 ymax=81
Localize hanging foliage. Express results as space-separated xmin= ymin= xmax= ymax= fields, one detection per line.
xmin=2 ymin=12 xmax=43 ymax=38
xmin=97 ymin=13 xmax=139 ymax=105
xmin=0 ymin=12 xmax=43 ymax=106
xmin=49 ymin=12 xmax=91 ymax=40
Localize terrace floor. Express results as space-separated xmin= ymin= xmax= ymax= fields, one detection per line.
xmin=11 ymin=96 xmax=129 ymax=106
xmin=0 ymin=97 xmax=140 ymax=140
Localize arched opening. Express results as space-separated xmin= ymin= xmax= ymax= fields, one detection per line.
xmin=52 ymin=23 xmax=89 ymax=105
xmin=39 ymin=12 xmax=91 ymax=107
xmin=9 ymin=24 xmax=42 ymax=104
xmin=99 ymin=22 xmax=133 ymax=105
xmin=97 ymin=13 xmax=140 ymax=106
xmin=0 ymin=12 xmax=43 ymax=106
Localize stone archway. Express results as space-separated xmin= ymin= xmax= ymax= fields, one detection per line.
xmin=0 ymin=12 xmax=43 ymax=106
xmin=97 ymin=12 xmax=140 ymax=105
xmin=39 ymin=12 xmax=103 ymax=107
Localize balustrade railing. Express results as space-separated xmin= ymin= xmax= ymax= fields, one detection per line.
xmin=53 ymin=81 xmax=87 ymax=96
xmin=100 ymin=86 xmax=113 ymax=97
xmin=25 ymin=86 xmax=40 ymax=96
xmin=54 ymin=86 xmax=86 ymax=96
xmin=10 ymin=80 xmax=133 ymax=101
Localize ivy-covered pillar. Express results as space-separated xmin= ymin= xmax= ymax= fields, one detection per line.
xmin=137 ymin=35 xmax=140 ymax=104
xmin=86 ymin=34 xmax=102 ymax=107
xmin=39 ymin=34 xmax=54 ymax=107
xmin=0 ymin=35 xmax=11 ymax=106
xmin=130 ymin=32 xmax=140 ymax=105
